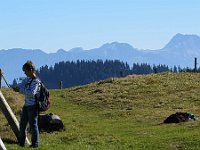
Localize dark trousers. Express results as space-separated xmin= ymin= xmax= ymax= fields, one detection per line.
xmin=19 ymin=105 xmax=39 ymax=146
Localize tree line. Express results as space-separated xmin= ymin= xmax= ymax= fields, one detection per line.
xmin=12 ymin=59 xmax=194 ymax=89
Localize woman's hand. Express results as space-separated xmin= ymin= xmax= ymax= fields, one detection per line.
xmin=12 ymin=86 xmax=20 ymax=92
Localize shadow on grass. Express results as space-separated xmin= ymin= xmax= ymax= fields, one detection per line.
xmin=1 ymin=138 xmax=18 ymax=144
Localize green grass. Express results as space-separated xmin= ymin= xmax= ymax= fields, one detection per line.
xmin=1 ymin=72 xmax=200 ymax=149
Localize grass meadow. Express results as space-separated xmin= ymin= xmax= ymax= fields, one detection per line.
xmin=1 ymin=72 xmax=200 ymax=149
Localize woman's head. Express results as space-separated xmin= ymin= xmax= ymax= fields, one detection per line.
xmin=22 ymin=60 xmax=36 ymax=72
xmin=22 ymin=61 xmax=36 ymax=77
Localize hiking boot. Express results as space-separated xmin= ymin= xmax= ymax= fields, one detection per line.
xmin=19 ymin=143 xmax=25 ymax=147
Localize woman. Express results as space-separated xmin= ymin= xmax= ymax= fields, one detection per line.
xmin=14 ymin=60 xmax=40 ymax=148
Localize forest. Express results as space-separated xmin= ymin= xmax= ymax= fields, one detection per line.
xmin=12 ymin=59 xmax=192 ymax=89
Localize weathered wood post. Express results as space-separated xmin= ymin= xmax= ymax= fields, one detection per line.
xmin=0 ymin=91 xmax=30 ymax=145
xmin=59 ymin=81 xmax=63 ymax=89
xmin=0 ymin=137 xmax=6 ymax=150
xmin=120 ymin=71 xmax=123 ymax=77
xmin=194 ymin=57 xmax=197 ymax=72
xmin=0 ymin=69 xmax=2 ymax=88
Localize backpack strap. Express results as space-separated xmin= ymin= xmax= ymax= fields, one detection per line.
xmin=25 ymin=77 xmax=35 ymax=87
xmin=35 ymin=76 xmax=42 ymax=84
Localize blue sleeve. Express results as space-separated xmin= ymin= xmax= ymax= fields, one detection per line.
xmin=19 ymin=78 xmax=40 ymax=98
xmin=19 ymin=78 xmax=28 ymax=94
xmin=25 ymin=80 xmax=40 ymax=98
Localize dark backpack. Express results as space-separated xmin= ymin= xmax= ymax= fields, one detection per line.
xmin=27 ymin=77 xmax=51 ymax=112
xmin=163 ymin=112 xmax=196 ymax=123
xmin=37 ymin=81 xmax=50 ymax=112
xmin=39 ymin=113 xmax=64 ymax=132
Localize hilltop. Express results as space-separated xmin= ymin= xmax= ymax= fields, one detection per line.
xmin=62 ymin=72 xmax=200 ymax=112
xmin=1 ymin=72 xmax=200 ymax=149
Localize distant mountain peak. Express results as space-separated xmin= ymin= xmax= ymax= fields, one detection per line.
xmin=173 ymin=33 xmax=200 ymax=41
xmin=100 ymin=41 xmax=134 ymax=50
xmin=56 ymin=49 xmax=66 ymax=53
xmin=69 ymin=47 xmax=83 ymax=52
xmin=164 ymin=33 xmax=200 ymax=50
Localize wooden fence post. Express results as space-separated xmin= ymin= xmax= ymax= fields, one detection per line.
xmin=0 ymin=137 xmax=6 ymax=150
xmin=194 ymin=57 xmax=197 ymax=72
xmin=59 ymin=81 xmax=63 ymax=89
xmin=0 ymin=69 xmax=2 ymax=88
xmin=0 ymin=91 xmax=30 ymax=145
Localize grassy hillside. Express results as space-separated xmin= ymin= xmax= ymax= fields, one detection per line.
xmin=1 ymin=72 xmax=200 ymax=149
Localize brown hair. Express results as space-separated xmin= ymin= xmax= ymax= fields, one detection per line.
xmin=22 ymin=60 xmax=36 ymax=72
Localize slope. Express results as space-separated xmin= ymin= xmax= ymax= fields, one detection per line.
xmin=1 ymin=72 xmax=200 ymax=149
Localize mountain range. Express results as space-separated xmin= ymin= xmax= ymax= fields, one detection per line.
xmin=0 ymin=33 xmax=200 ymax=84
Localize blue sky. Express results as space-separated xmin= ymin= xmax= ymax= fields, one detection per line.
xmin=0 ymin=0 xmax=199 ymax=53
